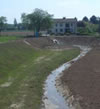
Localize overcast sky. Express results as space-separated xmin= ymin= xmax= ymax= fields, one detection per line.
xmin=1 ymin=0 xmax=100 ymax=23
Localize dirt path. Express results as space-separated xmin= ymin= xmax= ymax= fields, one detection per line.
xmin=61 ymin=46 xmax=100 ymax=109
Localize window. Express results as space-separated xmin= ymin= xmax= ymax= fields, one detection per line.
xmin=65 ymin=29 xmax=71 ymax=33
xmin=56 ymin=29 xmax=58 ymax=32
xmin=60 ymin=29 xmax=63 ymax=32
xmin=71 ymin=23 xmax=73 ymax=27
xmin=66 ymin=23 xmax=69 ymax=27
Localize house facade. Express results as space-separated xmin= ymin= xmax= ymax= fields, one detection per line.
xmin=51 ymin=17 xmax=77 ymax=34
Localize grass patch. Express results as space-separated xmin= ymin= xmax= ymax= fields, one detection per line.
xmin=0 ymin=42 xmax=80 ymax=109
xmin=0 ymin=36 xmax=19 ymax=42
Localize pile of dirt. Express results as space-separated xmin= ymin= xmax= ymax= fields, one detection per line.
xmin=61 ymin=47 xmax=100 ymax=109
xmin=24 ymin=36 xmax=100 ymax=49
xmin=55 ymin=36 xmax=100 ymax=47
xmin=25 ymin=37 xmax=54 ymax=48
xmin=25 ymin=36 xmax=100 ymax=48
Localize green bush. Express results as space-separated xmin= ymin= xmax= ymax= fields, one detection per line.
xmin=77 ymin=22 xmax=100 ymax=36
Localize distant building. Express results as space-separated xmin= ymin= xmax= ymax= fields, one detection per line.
xmin=51 ymin=17 xmax=77 ymax=34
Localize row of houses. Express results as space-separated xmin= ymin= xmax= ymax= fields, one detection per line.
xmin=50 ymin=17 xmax=77 ymax=34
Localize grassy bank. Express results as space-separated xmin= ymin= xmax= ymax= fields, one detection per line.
xmin=0 ymin=41 xmax=80 ymax=109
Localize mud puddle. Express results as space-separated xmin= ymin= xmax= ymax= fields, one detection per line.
xmin=42 ymin=45 xmax=91 ymax=109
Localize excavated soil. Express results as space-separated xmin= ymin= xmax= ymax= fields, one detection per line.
xmin=61 ymin=47 xmax=100 ymax=109
xmin=24 ymin=36 xmax=100 ymax=48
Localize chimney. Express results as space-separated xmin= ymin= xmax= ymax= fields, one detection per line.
xmin=63 ymin=17 xmax=66 ymax=20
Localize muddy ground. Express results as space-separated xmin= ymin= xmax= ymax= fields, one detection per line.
xmin=60 ymin=46 xmax=100 ymax=109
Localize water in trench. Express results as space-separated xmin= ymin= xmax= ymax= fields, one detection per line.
xmin=42 ymin=45 xmax=91 ymax=109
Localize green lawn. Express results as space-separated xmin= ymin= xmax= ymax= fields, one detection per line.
xmin=0 ymin=36 xmax=19 ymax=43
xmin=0 ymin=41 xmax=80 ymax=109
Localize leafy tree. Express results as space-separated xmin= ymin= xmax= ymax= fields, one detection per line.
xmin=22 ymin=8 xmax=53 ymax=37
xmin=97 ymin=20 xmax=100 ymax=33
xmin=0 ymin=16 xmax=7 ymax=35
xmin=14 ymin=18 xmax=17 ymax=29
xmin=83 ymin=16 xmax=89 ymax=22
xmin=77 ymin=21 xmax=85 ymax=27
xmin=17 ymin=23 xmax=23 ymax=30
xmin=90 ymin=15 xmax=98 ymax=24
xmin=21 ymin=13 xmax=29 ymax=30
